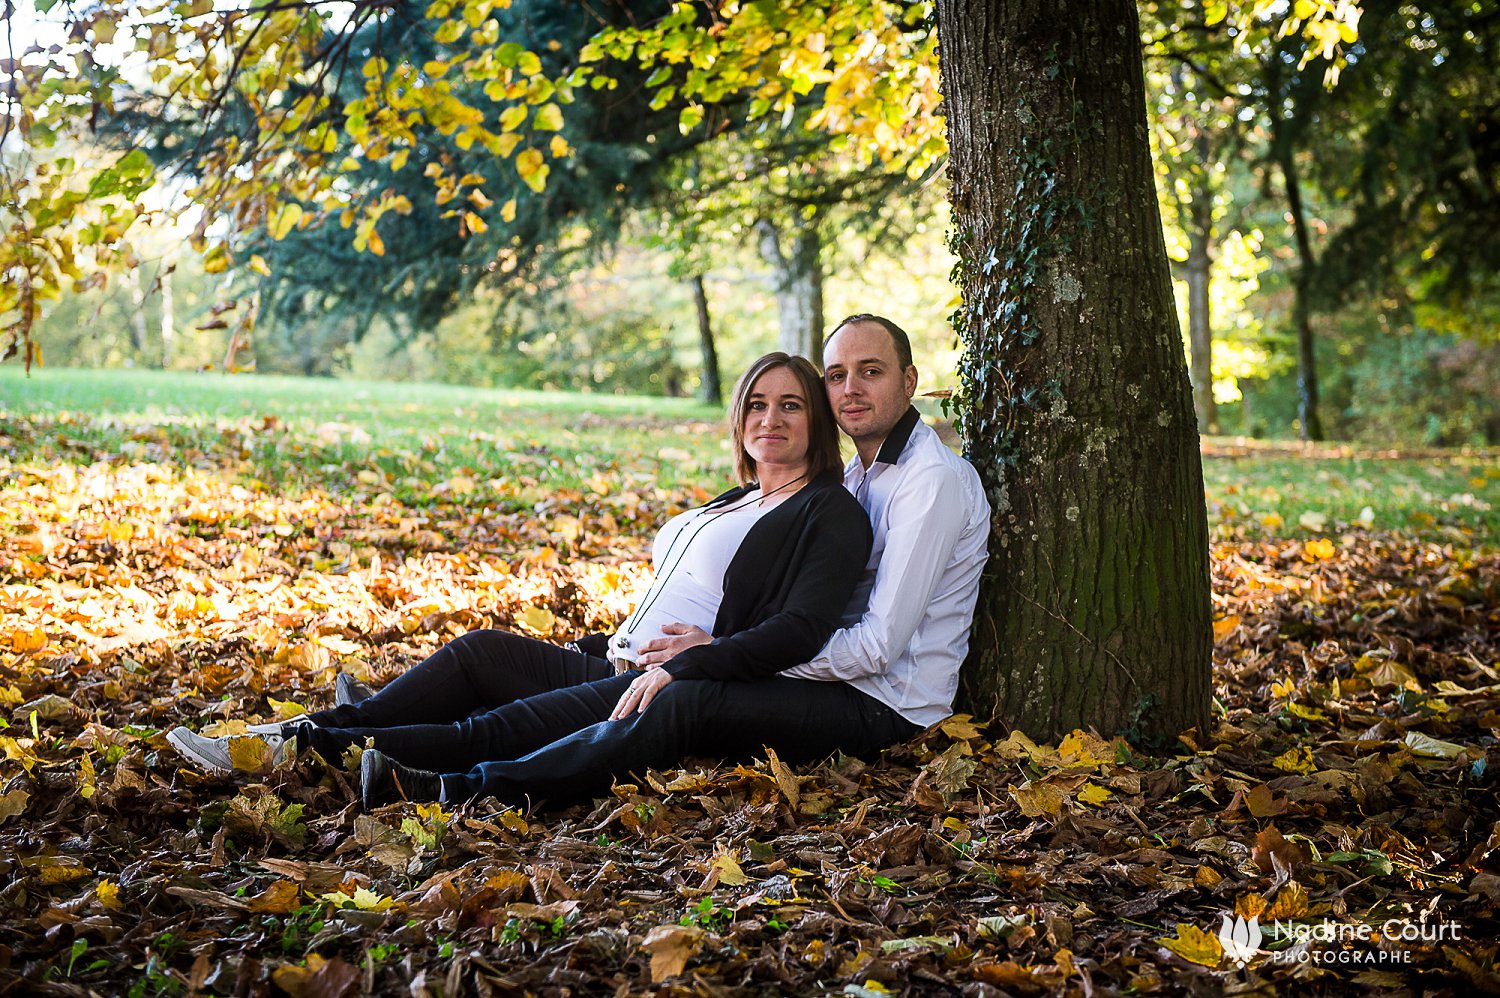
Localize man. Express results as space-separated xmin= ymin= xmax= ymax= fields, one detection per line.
xmin=782 ymin=314 xmax=991 ymax=730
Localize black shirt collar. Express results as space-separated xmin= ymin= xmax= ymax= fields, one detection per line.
xmin=872 ymin=406 xmax=921 ymax=466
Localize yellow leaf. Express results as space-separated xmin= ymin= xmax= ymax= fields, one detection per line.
xmin=1194 ymin=865 xmax=1223 ymax=888
xmin=1263 ymin=881 xmax=1309 ymax=921
xmin=463 ymin=211 xmax=488 ymax=234
xmin=367 ymin=227 xmax=385 ymax=256
xmin=533 ymin=103 xmax=563 ymax=130
xmin=1077 ymin=783 xmax=1112 ymax=807
xmin=467 ymin=187 xmax=493 ymax=209
xmin=1287 ymin=702 xmax=1327 ymax=722
xmin=1158 ymin=922 xmax=1224 ymax=968
xmin=228 ymin=735 xmax=278 ymax=774
xmin=96 ymin=879 xmax=123 ymax=910
xmin=549 ymin=134 xmax=570 ymax=158
xmin=938 ymin=714 xmax=981 ymax=741
xmin=249 ymin=254 xmax=272 ymax=277
xmin=1304 ymin=537 xmax=1336 ymax=560
xmin=711 ymin=852 xmax=750 ymax=887
xmin=1012 ymin=780 xmax=1067 ymax=818
xmin=515 ymin=148 xmax=548 ymax=192
xmin=518 ymin=606 xmax=555 ymax=637
xmin=79 ymin=751 xmax=96 ymax=799
xmin=271 ymin=202 xmax=302 ymax=241
xmin=1272 ymin=746 xmax=1316 ymax=774
xmin=351 ymin=887 xmax=393 ymax=911
xmin=501 ymin=198 xmax=517 ymax=223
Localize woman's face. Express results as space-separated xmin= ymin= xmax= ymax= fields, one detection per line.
xmin=742 ymin=365 xmax=811 ymax=473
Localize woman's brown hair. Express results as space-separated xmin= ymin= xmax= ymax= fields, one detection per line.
xmin=728 ymin=352 xmax=843 ymax=485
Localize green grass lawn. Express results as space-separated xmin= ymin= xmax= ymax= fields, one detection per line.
xmin=4 ymin=366 xmax=1496 ymax=542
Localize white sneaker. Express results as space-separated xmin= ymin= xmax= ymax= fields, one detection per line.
xmin=166 ymin=726 xmax=295 ymax=774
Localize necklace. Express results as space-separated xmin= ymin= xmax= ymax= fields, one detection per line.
xmin=611 ymin=473 xmax=807 ymax=661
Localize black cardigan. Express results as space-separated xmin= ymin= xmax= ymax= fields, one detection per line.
xmin=580 ymin=469 xmax=872 ymax=682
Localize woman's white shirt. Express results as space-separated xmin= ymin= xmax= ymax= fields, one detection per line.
xmin=612 ymin=493 xmax=771 ymax=662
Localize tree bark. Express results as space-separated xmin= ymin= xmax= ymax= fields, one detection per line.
xmin=756 ymin=217 xmax=823 ymax=359
xmin=689 ymin=275 xmax=723 ymax=406
xmin=1185 ymin=187 xmax=1219 ymax=435
xmin=938 ymin=0 xmax=1212 ymax=743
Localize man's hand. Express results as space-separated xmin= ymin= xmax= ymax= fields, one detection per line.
xmin=636 ymin=623 xmax=712 ymax=668
xmin=609 ymin=669 xmax=674 ymax=720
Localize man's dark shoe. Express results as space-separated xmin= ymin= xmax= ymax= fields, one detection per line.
xmin=360 ymin=749 xmax=442 ymax=809
xmin=335 ymin=672 xmax=376 ymax=707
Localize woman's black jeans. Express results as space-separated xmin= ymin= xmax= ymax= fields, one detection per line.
xmin=300 ymin=629 xmax=917 ymax=807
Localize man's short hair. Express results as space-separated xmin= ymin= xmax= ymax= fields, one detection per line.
xmin=825 ymin=314 xmax=914 ymax=370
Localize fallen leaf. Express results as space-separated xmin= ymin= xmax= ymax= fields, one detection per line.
xmin=1158 ymin=922 xmax=1224 ymax=967
xmin=640 ymin=924 xmax=704 ymax=982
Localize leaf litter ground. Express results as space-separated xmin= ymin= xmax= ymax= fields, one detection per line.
xmin=2 ymin=393 xmax=1499 ymax=996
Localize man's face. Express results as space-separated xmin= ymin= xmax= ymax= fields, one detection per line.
xmin=823 ymin=321 xmax=917 ymax=448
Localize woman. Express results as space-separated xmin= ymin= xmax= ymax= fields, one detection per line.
xmin=168 ymin=354 xmax=913 ymax=809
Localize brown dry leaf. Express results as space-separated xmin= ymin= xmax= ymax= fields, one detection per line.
xmin=17 ymin=693 xmax=76 ymax=720
xmin=246 ymin=879 xmax=302 ymax=914
xmin=0 ymin=789 xmax=28 ymax=825
xmin=926 ymin=741 xmax=977 ymax=803
xmin=272 ymin=954 xmax=360 ymax=998
xmin=1251 ymin=827 xmax=1310 ymax=875
xmin=1245 ymin=784 xmax=1286 ymax=817
xmin=640 ymin=924 xmax=705 ymax=982
xmin=1158 ymin=922 xmax=1225 ymax=968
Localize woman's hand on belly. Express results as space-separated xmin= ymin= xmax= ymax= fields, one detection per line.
xmin=636 ymin=623 xmax=712 ymax=668
xmin=609 ymin=668 xmax=675 ymax=719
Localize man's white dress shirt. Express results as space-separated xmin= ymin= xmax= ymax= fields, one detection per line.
xmin=784 ymin=407 xmax=991 ymax=728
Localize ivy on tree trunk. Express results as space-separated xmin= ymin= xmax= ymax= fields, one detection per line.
xmin=937 ymin=0 xmax=1212 ymax=744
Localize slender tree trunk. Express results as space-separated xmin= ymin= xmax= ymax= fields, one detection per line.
xmin=1185 ymin=191 xmax=1219 ymax=435
xmin=1276 ymin=146 xmax=1324 ymax=441
xmin=938 ymin=0 xmax=1212 ymax=743
xmin=756 ymin=218 xmax=823 ymax=359
xmin=125 ymin=267 xmax=149 ymax=358
xmin=689 ymin=275 xmax=722 ymax=406
xmin=158 ymin=263 xmax=175 ymax=368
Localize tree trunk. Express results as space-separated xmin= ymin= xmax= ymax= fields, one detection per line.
xmin=938 ymin=0 xmax=1212 ymax=744
xmin=1185 ymin=189 xmax=1219 ymax=435
xmin=756 ymin=218 xmax=823 ymax=359
xmin=125 ymin=266 xmax=149 ymax=358
xmin=689 ymin=274 xmax=723 ymax=406
xmin=158 ymin=262 xmax=175 ymax=368
xmin=1277 ymin=147 xmax=1324 ymax=441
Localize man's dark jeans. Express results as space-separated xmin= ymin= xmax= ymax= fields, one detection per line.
xmin=300 ymin=629 xmax=917 ymax=806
